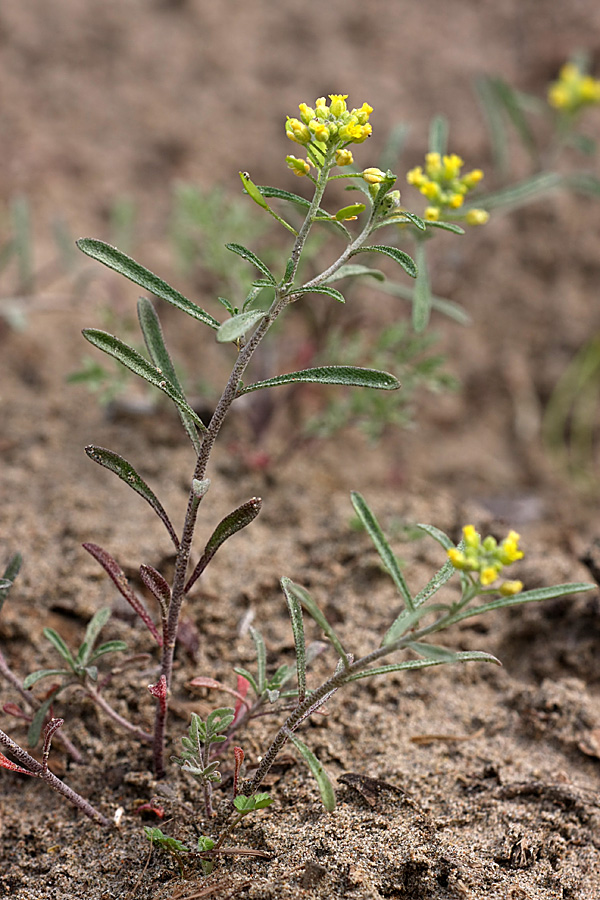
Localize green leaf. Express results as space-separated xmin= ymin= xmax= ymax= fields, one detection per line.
xmin=288 ymin=732 xmax=336 ymax=811
xmin=334 ymin=203 xmax=366 ymax=221
xmin=225 ymin=243 xmax=276 ymax=284
xmin=23 ymin=668 xmax=69 ymax=690
xmin=415 ymin=523 xmax=454 ymax=550
xmin=238 ymin=365 xmax=400 ymax=396
xmin=76 ymin=607 xmax=111 ymax=666
xmin=89 ymin=640 xmax=128 ymax=661
xmin=406 ymin=641 xmax=458 ymax=661
xmin=441 ymin=582 xmax=595 ymax=629
xmin=425 ymin=220 xmax=465 ymax=235
xmin=239 ymin=171 xmax=270 ymax=210
xmin=233 ymin=667 xmax=259 ymax=696
xmin=42 ymin=628 xmax=76 ymax=669
xmin=429 ymin=114 xmax=449 ymax=155
xmin=323 ymin=264 xmax=385 ymax=284
xmin=281 ymin=581 xmax=349 ymax=667
xmin=216 ymin=310 xmax=266 ymax=343
xmin=144 ymin=827 xmax=190 ymax=853
xmin=280 ymin=577 xmax=307 ymax=703
xmin=412 ymin=242 xmax=431 ymax=332
xmin=250 ymin=627 xmax=267 ymax=695
xmin=346 ymin=650 xmax=501 ymax=682
xmin=185 ymin=498 xmax=262 ymax=593
xmin=85 ymin=446 xmax=180 ymax=549
xmin=254 ymin=186 xmax=350 ymax=237
xmin=376 ymin=279 xmax=471 ymax=325
xmin=137 ymin=297 xmax=202 ymax=454
xmin=28 ymin=693 xmax=59 ymax=747
xmin=469 ymin=172 xmax=562 ymax=212
xmin=382 ymin=559 xmax=457 ymax=646
xmin=355 ymin=245 xmax=417 ymax=279
xmin=350 ymin=492 xmax=413 ymax=610
xmin=301 ymin=285 xmax=345 ymax=303
xmin=82 ymin=329 xmax=206 ymax=430
xmin=76 ymin=239 xmax=220 ymax=330
xmin=234 ymin=792 xmax=273 ymax=812
xmin=0 ymin=552 xmax=22 ymax=612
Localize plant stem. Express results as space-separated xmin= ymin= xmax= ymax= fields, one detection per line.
xmin=0 ymin=728 xmax=112 ymax=827
xmin=85 ymin=686 xmax=153 ymax=743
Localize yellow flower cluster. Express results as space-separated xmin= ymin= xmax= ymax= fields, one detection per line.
xmin=447 ymin=525 xmax=524 ymax=594
xmin=548 ymin=62 xmax=600 ymax=113
xmin=285 ymin=94 xmax=373 ymax=174
xmin=407 ymin=152 xmax=488 ymax=226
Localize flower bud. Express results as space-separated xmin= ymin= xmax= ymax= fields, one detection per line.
xmin=465 ymin=209 xmax=489 ymax=226
xmin=286 ymin=155 xmax=311 ymax=177
xmin=335 ymin=148 xmax=354 ymax=167
xmin=362 ymin=167 xmax=386 ymax=185
xmin=286 ymin=118 xmax=311 ymax=144
xmin=329 ymin=94 xmax=348 ymax=117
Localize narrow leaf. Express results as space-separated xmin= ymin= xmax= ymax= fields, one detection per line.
xmin=76 ymin=239 xmax=220 ymax=329
xmin=381 ymin=603 xmax=451 ymax=648
xmin=250 ymin=627 xmax=267 ymax=695
xmin=382 ymin=560 xmax=457 ymax=646
xmin=468 ymin=172 xmax=562 ymax=211
xmin=405 ymin=641 xmax=457 ymax=661
xmin=253 ymin=186 xmax=351 ymax=236
xmin=355 ymin=245 xmax=417 ymax=279
xmin=415 ymin=523 xmax=454 ymax=550
xmin=225 ymin=243 xmax=276 ymax=284
xmin=346 ymin=650 xmax=501 ymax=682
xmin=42 ymin=629 xmax=76 ymax=669
xmin=301 ymin=285 xmax=345 ymax=304
xmin=137 ymin=297 xmax=202 ymax=453
xmin=280 ymin=578 xmax=307 ymax=703
xmin=238 ymin=366 xmax=400 ymax=396
xmin=425 ymin=220 xmax=465 ymax=234
xmin=323 ymin=264 xmax=385 ymax=284
xmin=288 ymin=732 xmax=336 ymax=811
xmin=429 ymin=115 xmax=449 ymax=155
xmin=89 ymin=640 xmax=128 ymax=661
xmin=350 ymin=492 xmax=413 ymax=610
xmin=82 ymin=543 xmax=162 ymax=644
xmin=282 ymin=581 xmax=349 ymax=667
xmin=0 ymin=753 xmax=34 ymax=776
xmin=412 ymin=242 xmax=431 ymax=332
xmin=139 ymin=564 xmax=171 ymax=611
xmin=233 ymin=667 xmax=259 ymax=697
xmin=185 ymin=498 xmax=262 ymax=593
xmin=442 ymin=582 xmax=595 ymax=629
xmin=0 ymin=552 xmax=22 ymax=612
xmin=216 ymin=310 xmax=266 ymax=343
xmin=85 ymin=446 xmax=179 ymax=550
xmin=77 ymin=607 xmax=112 ymax=666
xmin=82 ymin=329 xmax=206 ymax=431
xmin=23 ymin=669 xmax=68 ymax=689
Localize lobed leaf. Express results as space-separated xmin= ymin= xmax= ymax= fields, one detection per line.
xmin=350 ymin=492 xmax=413 ymax=610
xmin=85 ymin=446 xmax=179 ymax=550
xmin=76 ymin=239 xmax=219 ymax=329
xmin=288 ymin=732 xmax=336 ymax=811
xmin=82 ymin=329 xmax=206 ymax=430
xmin=238 ymin=365 xmax=399 ymax=396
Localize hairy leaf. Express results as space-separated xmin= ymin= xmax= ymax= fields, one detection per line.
xmin=82 ymin=329 xmax=206 ymax=430
xmin=225 ymin=243 xmax=276 ymax=284
xmin=238 ymin=365 xmax=399 ymax=396
xmin=85 ymin=446 xmax=179 ymax=549
xmin=77 ymin=239 xmax=219 ymax=329
xmin=280 ymin=578 xmax=307 ymax=703
xmin=216 ymin=310 xmax=266 ymax=343
xmin=350 ymin=492 xmax=413 ymax=610
xmin=354 ymin=245 xmax=417 ymax=278
xmin=288 ymin=732 xmax=336 ymax=811
xmin=281 ymin=580 xmax=348 ymax=667
xmin=185 ymin=498 xmax=262 ymax=593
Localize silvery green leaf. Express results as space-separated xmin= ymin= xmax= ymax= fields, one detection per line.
xmin=238 ymin=366 xmax=399 ymax=396
xmin=216 ymin=310 xmax=266 ymax=343
xmin=76 ymin=239 xmax=219 ymax=329
xmin=288 ymin=732 xmax=336 ymax=811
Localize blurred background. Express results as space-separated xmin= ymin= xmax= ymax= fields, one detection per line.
xmin=2 ymin=0 xmax=600 ymax=523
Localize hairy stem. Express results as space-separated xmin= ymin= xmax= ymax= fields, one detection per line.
xmin=0 ymin=728 xmax=112 ymax=827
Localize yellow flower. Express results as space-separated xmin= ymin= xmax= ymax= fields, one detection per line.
xmin=362 ymin=167 xmax=386 ymax=185
xmin=298 ymin=103 xmax=315 ymax=125
xmin=449 ymin=193 xmax=464 ymax=209
xmin=335 ymin=148 xmax=354 ymax=167
xmin=406 ymin=166 xmax=426 ymax=188
xmin=465 ymin=209 xmax=489 ymax=226
xmin=548 ymin=62 xmax=600 ymax=111
xmin=425 ymin=152 xmax=442 ymax=176
xmin=286 ymin=155 xmax=312 ymax=177
xmin=286 ymin=118 xmax=311 ymax=144
xmin=329 ymin=94 xmax=348 ymax=117
xmin=462 ymin=169 xmax=483 ymax=189
xmin=448 ymin=548 xmax=467 ymax=568
xmin=424 ymin=206 xmax=440 ymax=221
xmin=500 ymin=580 xmax=523 ymax=596
xmin=462 ymin=525 xmax=479 ymax=548
xmin=442 ymin=154 xmax=464 ymax=179
xmin=310 ymin=120 xmax=331 ymax=143
xmin=480 ymin=566 xmax=500 ymax=586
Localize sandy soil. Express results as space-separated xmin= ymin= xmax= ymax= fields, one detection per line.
xmin=2 ymin=2 xmax=600 ymax=899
